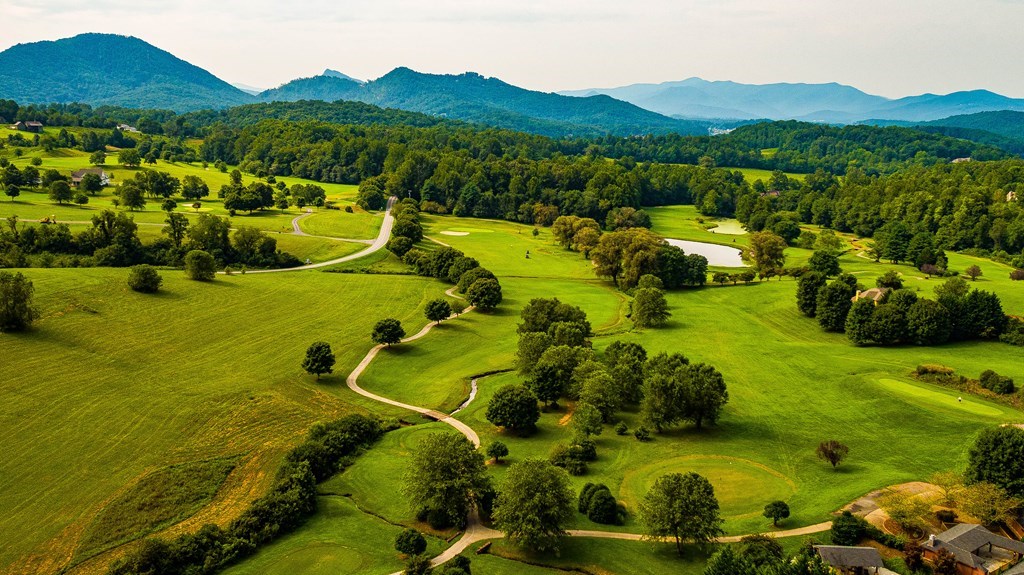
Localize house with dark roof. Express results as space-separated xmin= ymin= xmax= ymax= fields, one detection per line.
xmin=11 ymin=121 xmax=43 ymax=133
xmin=922 ymin=524 xmax=1024 ymax=575
xmin=815 ymin=545 xmax=886 ymax=575
xmin=70 ymin=168 xmax=110 ymax=187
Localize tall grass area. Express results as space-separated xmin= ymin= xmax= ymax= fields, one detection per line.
xmin=0 ymin=268 xmax=447 ymax=574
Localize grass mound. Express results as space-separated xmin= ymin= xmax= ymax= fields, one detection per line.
xmin=76 ymin=456 xmax=239 ymax=559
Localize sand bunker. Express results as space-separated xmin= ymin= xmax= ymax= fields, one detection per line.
xmin=440 ymin=231 xmax=470 ymax=236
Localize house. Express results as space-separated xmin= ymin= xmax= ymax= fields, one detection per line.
xmin=852 ymin=287 xmax=891 ymax=304
xmin=117 ymin=123 xmax=140 ymax=133
xmin=11 ymin=121 xmax=43 ymax=133
xmin=1009 ymin=191 xmax=1018 ymax=203
xmin=70 ymin=169 xmax=110 ymax=187
xmin=952 ymin=157 xmax=973 ymax=164
xmin=922 ymin=523 xmax=1024 ymax=575
xmin=816 ymin=545 xmax=886 ymax=575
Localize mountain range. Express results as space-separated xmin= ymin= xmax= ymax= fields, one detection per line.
xmin=0 ymin=34 xmax=717 ymax=137
xmin=2 ymin=33 xmax=1024 ymax=139
xmin=560 ymin=78 xmax=1024 ymax=124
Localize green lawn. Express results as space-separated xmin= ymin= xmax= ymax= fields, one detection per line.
xmin=220 ymin=495 xmax=449 ymax=575
xmin=0 ymin=268 xmax=449 ymax=573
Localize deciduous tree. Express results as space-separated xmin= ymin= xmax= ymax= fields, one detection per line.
xmin=404 ymin=432 xmax=489 ymax=529
xmin=372 ymin=318 xmax=406 ymax=346
xmin=0 ymin=271 xmax=39 ymax=332
xmin=493 ymin=459 xmax=575 ymax=552
xmin=302 ymin=341 xmax=335 ymax=380
xmin=639 ymin=472 xmax=724 ymax=555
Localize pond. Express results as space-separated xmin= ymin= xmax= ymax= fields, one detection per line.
xmin=665 ymin=238 xmax=745 ymax=267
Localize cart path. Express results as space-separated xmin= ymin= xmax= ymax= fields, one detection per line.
xmin=244 ymin=196 xmax=396 ymax=273
xmin=289 ymin=209 xmax=374 ymax=244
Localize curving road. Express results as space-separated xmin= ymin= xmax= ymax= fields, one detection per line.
xmin=244 ymin=196 xmax=397 ymax=274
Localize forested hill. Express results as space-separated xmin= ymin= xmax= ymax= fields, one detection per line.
xmin=0 ymin=34 xmax=254 ymax=111
xmin=258 ymin=67 xmax=723 ymax=137
xmin=184 ymin=100 xmax=456 ymax=129
xmin=586 ymin=120 xmax=1010 ymax=174
xmin=257 ymin=75 xmax=362 ymax=103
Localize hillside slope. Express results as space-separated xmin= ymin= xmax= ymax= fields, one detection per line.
xmin=0 ymin=33 xmax=254 ymax=111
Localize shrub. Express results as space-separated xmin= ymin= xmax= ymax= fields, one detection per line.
xmin=394 ymin=528 xmax=427 ymax=555
xmin=614 ymin=422 xmax=628 ymax=435
xmin=486 ymin=441 xmax=509 ymax=463
xmin=980 ymin=370 xmax=1015 ymax=394
xmin=549 ymin=443 xmax=587 ymax=475
xmin=1010 ymin=269 xmax=1024 ymax=281
xmin=633 ymin=426 xmax=651 ymax=441
xmin=935 ymin=509 xmax=957 ymax=523
xmin=127 ymin=264 xmax=163 ymax=293
xmin=184 ymin=250 xmax=216 ymax=281
xmin=831 ymin=511 xmax=866 ymax=546
xmin=387 ymin=236 xmax=414 ymax=257
xmin=916 ymin=364 xmax=954 ymax=376
xmin=0 ymin=271 xmax=40 ymax=332
xmin=577 ymin=483 xmax=624 ymax=524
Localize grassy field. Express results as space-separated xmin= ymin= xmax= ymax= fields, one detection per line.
xmin=5 ymin=197 xmax=1023 ymax=575
xmin=0 ymin=268 xmax=450 ymax=574
xmin=220 ymin=495 xmax=449 ymax=575
xmin=0 ymin=149 xmax=381 ymax=258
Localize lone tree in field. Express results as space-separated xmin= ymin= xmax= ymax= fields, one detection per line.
xmin=808 ymin=251 xmax=841 ymax=277
xmin=487 ymin=441 xmax=509 ymax=464
xmin=89 ymin=150 xmax=106 ymax=166
xmin=631 ymin=287 xmax=671 ymax=328
xmin=404 ymin=432 xmax=490 ymax=529
xmin=0 ymin=271 xmax=39 ymax=332
xmin=394 ymin=528 xmax=426 ymax=556
xmin=763 ymin=501 xmax=790 ymax=527
xmin=127 ymin=264 xmax=162 ymax=293
xmin=184 ymin=250 xmax=216 ymax=281
xmin=302 ymin=341 xmax=335 ymax=380
xmin=817 ymin=440 xmax=850 ymax=469
xmin=965 ymin=265 xmax=983 ymax=281
xmin=493 ymin=459 xmax=575 ymax=552
xmin=639 ymin=472 xmax=724 ymax=555
xmin=424 ymin=298 xmax=452 ymax=324
xmin=485 ymin=384 xmax=540 ymax=434
xmin=371 ymin=318 xmax=406 ymax=346
xmin=747 ymin=231 xmax=787 ymax=274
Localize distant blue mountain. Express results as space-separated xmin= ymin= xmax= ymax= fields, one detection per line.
xmin=560 ymin=78 xmax=1024 ymax=123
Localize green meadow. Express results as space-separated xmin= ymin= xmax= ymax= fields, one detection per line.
xmin=0 ymin=268 xmax=449 ymax=573
xmin=2 ymin=189 xmax=1022 ymax=575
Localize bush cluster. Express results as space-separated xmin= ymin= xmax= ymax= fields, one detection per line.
xmin=578 ymin=483 xmax=626 ymax=525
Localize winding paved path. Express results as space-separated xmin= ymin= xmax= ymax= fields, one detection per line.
xmin=244 ymin=197 xmax=397 ymax=274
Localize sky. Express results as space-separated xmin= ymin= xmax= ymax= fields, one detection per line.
xmin=2 ymin=0 xmax=1023 ymax=97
